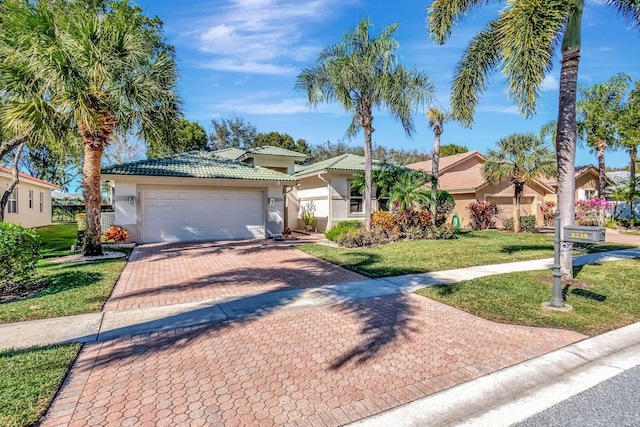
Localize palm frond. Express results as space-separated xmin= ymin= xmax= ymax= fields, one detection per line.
xmin=605 ymin=0 xmax=640 ymax=29
xmin=427 ymin=0 xmax=502 ymax=44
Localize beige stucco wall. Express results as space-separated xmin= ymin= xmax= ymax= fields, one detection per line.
xmin=1 ymin=175 xmax=54 ymax=228
xmin=103 ymin=174 xmax=289 ymax=243
xmin=478 ymin=180 xmax=549 ymax=228
xmin=575 ymin=172 xmax=598 ymax=200
xmin=249 ymin=154 xmax=298 ymax=175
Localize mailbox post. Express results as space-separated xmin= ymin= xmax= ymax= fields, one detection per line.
xmin=543 ymin=212 xmax=606 ymax=311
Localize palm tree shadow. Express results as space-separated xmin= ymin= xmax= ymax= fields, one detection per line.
xmin=329 ymin=293 xmax=417 ymax=370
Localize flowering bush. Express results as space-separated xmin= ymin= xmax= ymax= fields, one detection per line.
xmin=575 ymin=198 xmax=615 ymax=227
xmin=371 ymin=210 xmax=401 ymax=233
xmin=466 ymin=200 xmax=499 ymax=230
xmin=282 ymin=227 xmax=292 ymax=236
xmin=540 ymin=200 xmax=556 ymax=226
xmin=104 ymin=225 xmax=129 ymax=243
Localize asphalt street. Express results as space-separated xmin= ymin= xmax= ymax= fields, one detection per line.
xmin=514 ymin=364 xmax=640 ymax=427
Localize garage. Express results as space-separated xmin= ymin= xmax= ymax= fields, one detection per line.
xmin=142 ymin=189 xmax=264 ymax=243
xmin=487 ymin=196 xmax=535 ymax=229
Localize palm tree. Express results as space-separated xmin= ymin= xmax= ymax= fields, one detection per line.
xmin=388 ymin=173 xmax=436 ymax=228
xmin=427 ymin=1 xmax=640 ymax=277
xmin=578 ymin=73 xmax=631 ymax=196
xmin=296 ymin=17 xmax=434 ymax=230
xmin=618 ymin=80 xmax=640 ymax=221
xmin=0 ymin=0 xmax=180 ymax=255
xmin=427 ymin=106 xmax=453 ymax=190
xmin=483 ymin=133 xmax=556 ymax=233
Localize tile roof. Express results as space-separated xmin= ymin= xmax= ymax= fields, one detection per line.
xmin=294 ymin=154 xmax=379 ymax=177
xmin=245 ymin=146 xmax=307 ymax=159
xmin=211 ymin=147 xmax=246 ymax=160
xmin=405 ymin=151 xmax=484 ymax=174
xmin=0 ymin=166 xmax=60 ymax=189
xmin=101 ymin=151 xmax=298 ymax=182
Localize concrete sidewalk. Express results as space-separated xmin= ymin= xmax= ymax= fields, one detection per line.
xmin=2 ymin=248 xmax=639 ymax=352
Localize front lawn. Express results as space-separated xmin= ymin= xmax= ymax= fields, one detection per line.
xmin=35 ymin=223 xmax=78 ymax=258
xmin=0 ymin=253 xmax=129 ymax=324
xmin=0 ymin=343 xmax=80 ymax=427
xmin=298 ymin=230 xmax=632 ymax=278
xmin=417 ymin=259 xmax=640 ymax=336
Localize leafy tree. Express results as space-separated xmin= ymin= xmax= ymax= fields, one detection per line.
xmin=351 ymin=166 xmax=431 ymax=208
xmin=147 ymin=119 xmax=208 ymax=158
xmin=296 ymin=17 xmax=434 ymax=230
xmin=483 ymin=133 xmax=556 ymax=233
xmin=0 ymin=0 xmax=181 ymax=255
xmin=19 ymin=144 xmax=82 ymax=191
xmin=305 ymin=140 xmax=427 ymax=165
xmin=255 ymin=131 xmax=310 ymax=155
xmin=104 ymin=130 xmax=145 ymax=166
xmin=440 ymin=143 xmax=468 ymax=157
xmin=209 ymin=117 xmax=258 ymax=150
xmin=427 ymin=0 xmax=640 ymax=277
xmin=577 ymin=73 xmax=631 ymax=195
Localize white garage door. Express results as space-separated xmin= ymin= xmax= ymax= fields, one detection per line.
xmin=143 ymin=189 xmax=264 ymax=243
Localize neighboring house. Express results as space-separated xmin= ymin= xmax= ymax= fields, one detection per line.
xmin=606 ymin=171 xmax=640 ymax=219
xmin=290 ymin=154 xmax=384 ymax=232
xmin=101 ymin=148 xmax=302 ymax=244
xmin=0 ymin=166 xmax=59 ymax=227
xmin=406 ymin=151 xmax=601 ymax=229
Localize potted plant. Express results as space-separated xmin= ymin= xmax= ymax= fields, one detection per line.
xmin=300 ymin=201 xmax=317 ymax=232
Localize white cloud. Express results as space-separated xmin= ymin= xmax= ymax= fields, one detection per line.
xmin=208 ymin=92 xmax=341 ymax=115
xmin=541 ymin=75 xmax=559 ymax=91
xmin=183 ymin=0 xmax=353 ymax=75
xmin=477 ymin=105 xmax=521 ymax=115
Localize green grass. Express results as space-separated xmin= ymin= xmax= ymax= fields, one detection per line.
xmin=416 ymin=259 xmax=640 ymax=336
xmin=0 ymin=251 xmax=130 ymax=323
xmin=622 ymin=230 xmax=640 ymax=236
xmin=298 ymin=230 xmax=632 ymax=278
xmin=0 ymin=343 xmax=81 ymax=427
xmin=34 ymin=223 xmax=78 ymax=258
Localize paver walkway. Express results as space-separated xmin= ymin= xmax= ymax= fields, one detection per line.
xmin=37 ymin=240 xmax=593 ymax=427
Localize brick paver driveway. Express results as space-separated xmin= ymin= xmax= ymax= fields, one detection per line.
xmin=42 ymin=241 xmax=585 ymax=426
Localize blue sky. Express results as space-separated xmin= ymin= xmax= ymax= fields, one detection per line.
xmin=141 ymin=0 xmax=640 ymax=168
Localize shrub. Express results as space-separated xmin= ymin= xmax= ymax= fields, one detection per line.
xmin=467 ymin=200 xmax=499 ymax=230
xmin=428 ymin=224 xmax=457 ymax=240
xmin=371 ymin=210 xmax=401 ymax=233
xmin=504 ymin=215 xmax=537 ymax=232
xmin=336 ymin=228 xmax=389 ymax=248
xmin=103 ymin=225 xmax=129 ymax=243
xmin=618 ymin=218 xmax=640 ymax=228
xmin=324 ymin=220 xmax=363 ymax=241
xmin=0 ymin=223 xmax=42 ymax=294
xmin=575 ymin=198 xmax=615 ymax=227
xmin=396 ymin=209 xmax=432 ymax=229
xmin=540 ymin=200 xmax=556 ymax=226
xmin=435 ymin=190 xmax=455 ymax=226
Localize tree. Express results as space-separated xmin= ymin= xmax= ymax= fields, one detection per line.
xmin=104 ymin=130 xmax=145 ymax=166
xmin=147 ymin=119 xmax=208 ymax=158
xmin=209 ymin=117 xmax=258 ymax=150
xmin=427 ymin=106 xmax=454 ymax=190
xmin=577 ymin=73 xmax=631 ymax=195
xmin=483 ymin=133 xmax=556 ymax=233
xmin=618 ymin=80 xmax=640 ymax=221
xmin=19 ymin=144 xmax=82 ymax=191
xmin=0 ymin=0 xmax=180 ymax=255
xmin=255 ymin=131 xmax=310 ymax=155
xmin=296 ymin=17 xmax=434 ymax=230
xmin=440 ymin=143 xmax=468 ymax=157
xmin=351 ymin=166 xmax=431 ymax=209
xmin=427 ymin=0 xmax=640 ymax=277
xmin=388 ymin=172 xmax=435 ymax=215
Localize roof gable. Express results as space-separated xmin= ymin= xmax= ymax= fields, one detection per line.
xmin=0 ymin=166 xmax=60 ymax=189
xmin=101 ymin=151 xmax=297 ymax=182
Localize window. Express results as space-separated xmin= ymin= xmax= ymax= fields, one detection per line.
xmin=7 ymin=187 xmax=17 ymax=214
xmin=349 ymin=181 xmax=363 ymax=214
xmin=29 ymin=189 xmax=34 ymax=209
xmin=376 ymin=187 xmax=390 ymax=211
xmin=584 ymin=189 xmax=596 ymax=200
xmin=39 ymin=191 xmax=44 ymax=213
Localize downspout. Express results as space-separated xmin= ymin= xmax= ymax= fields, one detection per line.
xmin=317 ymin=172 xmax=331 ymax=229
xmin=282 ymin=183 xmax=297 ymax=230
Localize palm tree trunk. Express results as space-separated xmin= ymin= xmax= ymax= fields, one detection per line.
xmin=430 ymin=130 xmax=441 ymax=224
xmin=0 ymin=142 xmax=25 ymax=222
xmin=82 ymin=141 xmax=104 ymax=256
xmin=363 ymin=124 xmax=373 ymax=231
xmin=596 ymin=139 xmax=607 ymax=197
xmin=513 ymin=182 xmax=522 ymax=233
xmin=556 ymin=49 xmax=580 ymax=278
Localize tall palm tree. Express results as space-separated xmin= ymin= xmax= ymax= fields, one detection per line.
xmin=427 ymin=1 xmax=640 ymax=277
xmin=578 ymin=73 xmax=631 ymax=196
xmin=483 ymin=133 xmax=556 ymax=233
xmin=0 ymin=0 xmax=180 ymax=255
xmin=296 ymin=17 xmax=434 ymax=230
xmin=427 ymin=106 xmax=453 ymax=190
xmin=618 ymin=80 xmax=640 ymax=221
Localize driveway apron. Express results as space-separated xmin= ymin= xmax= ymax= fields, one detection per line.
xmin=41 ymin=241 xmax=585 ymax=426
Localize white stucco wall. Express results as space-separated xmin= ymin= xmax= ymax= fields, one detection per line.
xmin=1 ymin=175 xmax=55 ymax=228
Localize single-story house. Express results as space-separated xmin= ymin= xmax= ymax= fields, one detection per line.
xmin=102 ymin=147 xmax=387 ymax=242
xmin=102 ymin=147 xmax=302 ymax=243
xmin=1 ymin=166 xmax=59 ymax=227
xmin=406 ymin=151 xmax=601 ymax=229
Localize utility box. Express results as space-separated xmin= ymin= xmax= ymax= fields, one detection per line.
xmin=563 ymin=225 xmax=606 ymax=244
